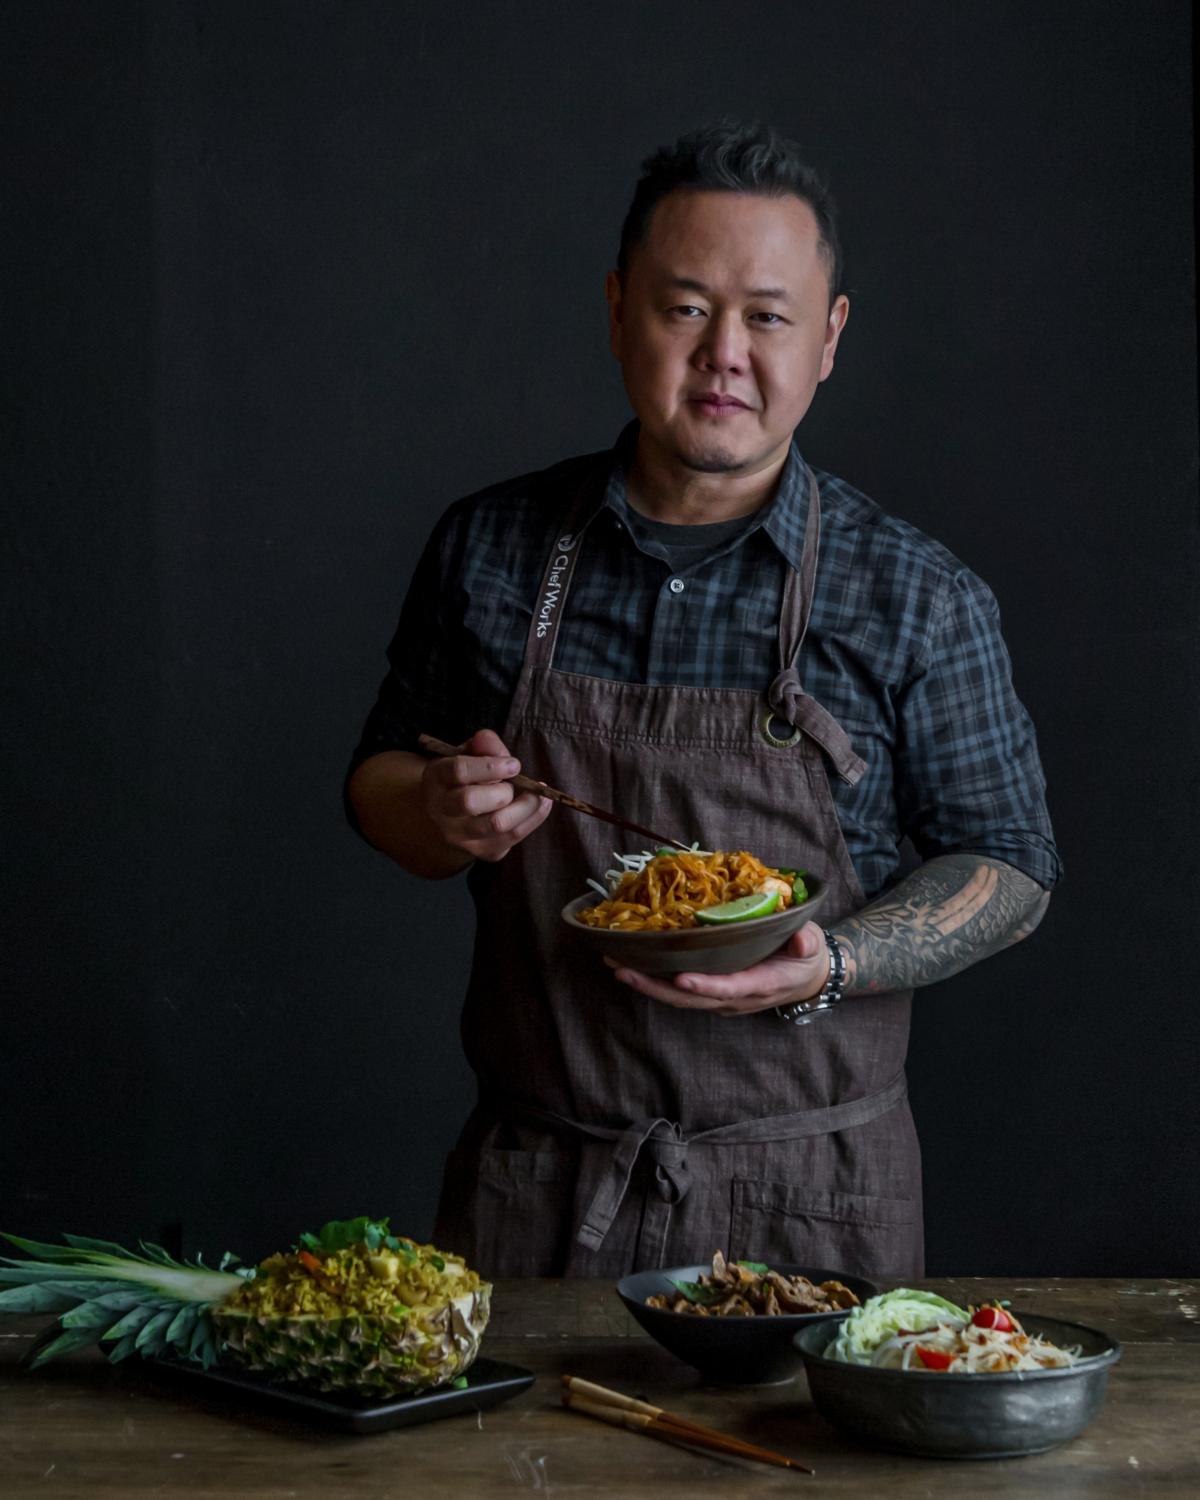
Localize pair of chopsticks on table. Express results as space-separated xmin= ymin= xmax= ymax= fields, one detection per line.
xmin=561 ymin=1375 xmax=812 ymax=1475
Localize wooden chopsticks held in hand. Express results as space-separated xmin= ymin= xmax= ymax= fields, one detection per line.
xmin=417 ymin=734 xmax=692 ymax=851
xmin=561 ymin=1375 xmax=813 ymax=1475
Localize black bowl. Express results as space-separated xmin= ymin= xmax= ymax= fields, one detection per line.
xmin=563 ymin=874 xmax=827 ymax=976
xmin=616 ymin=1264 xmax=877 ymax=1385
xmin=794 ymin=1312 xmax=1122 ymax=1458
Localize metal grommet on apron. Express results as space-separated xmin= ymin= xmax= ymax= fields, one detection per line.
xmin=759 ymin=706 xmax=803 ymax=748
xmin=434 ymin=455 xmax=922 ymax=1280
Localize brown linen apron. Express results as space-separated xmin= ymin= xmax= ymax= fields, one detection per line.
xmin=433 ymin=456 xmax=924 ymax=1280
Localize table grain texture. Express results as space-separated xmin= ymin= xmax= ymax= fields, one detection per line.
xmin=1 ymin=1278 xmax=1196 ymax=1498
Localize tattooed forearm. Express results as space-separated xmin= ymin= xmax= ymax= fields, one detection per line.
xmin=830 ymin=854 xmax=1050 ymax=997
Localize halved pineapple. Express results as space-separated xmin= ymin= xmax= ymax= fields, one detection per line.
xmin=0 ymin=1217 xmax=491 ymax=1398
xmin=213 ymin=1232 xmax=490 ymax=1395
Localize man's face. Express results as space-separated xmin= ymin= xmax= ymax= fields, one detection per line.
xmin=605 ymin=191 xmax=849 ymax=477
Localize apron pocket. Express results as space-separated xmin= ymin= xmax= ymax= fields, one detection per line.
xmin=730 ymin=1178 xmax=922 ymax=1281
xmin=440 ymin=1146 xmax=577 ymax=1279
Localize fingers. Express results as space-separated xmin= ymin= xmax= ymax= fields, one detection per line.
xmin=605 ymin=960 xmax=779 ymax=1012
xmin=477 ymin=789 xmax=545 ymax=836
xmin=508 ymin=795 xmax=553 ymax=842
xmin=604 ymin=927 xmax=830 ymax=1017
xmin=420 ymin=728 xmax=552 ymax=860
xmin=463 ymin=727 xmax=513 ymax=760
xmin=787 ymin=921 xmax=825 ymax=961
xmin=423 ymin=728 xmax=520 ymax=819
xmin=607 ymin=966 xmax=732 ymax=1009
xmin=429 ymin=748 xmax=521 ymax=790
xmin=440 ymin=787 xmax=544 ymax=846
xmin=449 ymin=779 xmax=520 ymax=819
xmin=461 ymin=790 xmax=551 ymax=860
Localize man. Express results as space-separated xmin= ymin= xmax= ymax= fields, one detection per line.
xmin=346 ymin=123 xmax=1060 ymax=1280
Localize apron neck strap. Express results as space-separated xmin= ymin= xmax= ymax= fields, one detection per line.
xmin=522 ymin=464 xmax=609 ymax=671
xmin=777 ymin=464 xmax=821 ymax=672
xmin=770 ymin=465 xmax=867 ymax=785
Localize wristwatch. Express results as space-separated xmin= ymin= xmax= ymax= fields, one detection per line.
xmin=775 ymin=929 xmax=847 ymax=1025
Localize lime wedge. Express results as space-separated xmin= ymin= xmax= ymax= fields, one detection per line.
xmin=695 ymin=890 xmax=780 ymax=925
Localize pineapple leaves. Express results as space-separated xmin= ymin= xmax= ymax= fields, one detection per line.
xmin=1 ymin=1230 xmax=234 ymax=1376
xmin=134 ymin=1308 xmax=178 ymax=1356
xmin=2 ymin=1233 xmax=109 ymax=1263
xmin=186 ymin=1313 xmax=219 ymax=1369
xmin=188 ymin=1311 xmax=215 ymax=1360
xmin=27 ymin=1325 xmax=101 ymax=1370
xmin=62 ymin=1234 xmax=141 ymax=1258
xmin=101 ymin=1303 xmax=169 ymax=1341
xmin=0 ymin=1262 xmax=134 ymax=1285
xmin=164 ymin=1304 xmax=200 ymax=1347
xmin=81 ymin=1289 xmax=157 ymax=1312
xmin=0 ymin=1284 xmax=84 ymax=1314
xmin=137 ymin=1241 xmax=180 ymax=1268
xmin=61 ymin=1296 xmax=144 ymax=1331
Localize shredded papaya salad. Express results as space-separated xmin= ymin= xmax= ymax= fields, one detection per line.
xmin=825 ymin=1289 xmax=1084 ymax=1373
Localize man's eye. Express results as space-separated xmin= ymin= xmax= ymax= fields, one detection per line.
xmin=752 ymin=312 xmax=784 ymax=325
xmin=669 ymin=305 xmax=705 ymax=317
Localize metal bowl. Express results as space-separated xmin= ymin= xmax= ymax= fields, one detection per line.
xmin=794 ymin=1312 xmax=1122 ymax=1458
xmin=615 ymin=1264 xmax=877 ymax=1385
xmin=562 ymin=874 xmax=827 ymax=976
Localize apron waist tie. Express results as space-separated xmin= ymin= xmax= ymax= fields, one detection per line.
xmin=495 ymin=1072 xmax=908 ymax=1254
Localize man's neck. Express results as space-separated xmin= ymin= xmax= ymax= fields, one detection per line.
xmin=625 ymin=432 xmax=789 ymax=525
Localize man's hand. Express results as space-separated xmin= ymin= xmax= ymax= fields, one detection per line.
xmin=421 ymin=728 xmax=552 ymax=863
xmin=606 ymin=920 xmax=831 ymax=1017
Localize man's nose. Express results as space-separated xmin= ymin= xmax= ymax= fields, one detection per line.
xmin=695 ymin=311 xmax=749 ymax=372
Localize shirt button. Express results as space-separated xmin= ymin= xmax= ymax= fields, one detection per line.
xmin=668 ymin=578 xmax=685 ymax=594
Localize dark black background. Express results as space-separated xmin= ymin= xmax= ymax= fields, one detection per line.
xmin=5 ymin=1 xmax=1197 ymax=1273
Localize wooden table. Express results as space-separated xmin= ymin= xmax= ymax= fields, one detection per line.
xmin=1 ymin=1278 xmax=1197 ymax=1497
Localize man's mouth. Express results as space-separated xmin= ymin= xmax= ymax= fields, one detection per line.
xmin=689 ymin=393 xmax=750 ymax=414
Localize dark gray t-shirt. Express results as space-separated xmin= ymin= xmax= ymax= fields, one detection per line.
xmin=624 ymin=509 xmax=758 ymax=574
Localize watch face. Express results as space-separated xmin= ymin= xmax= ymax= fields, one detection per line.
xmin=780 ymin=998 xmax=832 ymax=1024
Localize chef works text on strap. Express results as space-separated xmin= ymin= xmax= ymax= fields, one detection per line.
xmin=522 ymin=467 xmax=610 ymax=670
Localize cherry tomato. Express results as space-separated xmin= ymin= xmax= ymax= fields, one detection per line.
xmin=916 ymin=1345 xmax=955 ymax=1370
xmin=971 ymin=1305 xmax=1014 ymax=1332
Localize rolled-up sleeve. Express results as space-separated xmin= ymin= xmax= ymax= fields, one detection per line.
xmin=343 ymin=509 xmax=469 ymax=835
xmin=892 ymin=568 xmax=1063 ymax=890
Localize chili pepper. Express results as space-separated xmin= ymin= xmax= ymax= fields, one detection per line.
xmin=916 ymin=1345 xmax=955 ymax=1370
xmin=971 ymin=1305 xmax=1015 ymax=1332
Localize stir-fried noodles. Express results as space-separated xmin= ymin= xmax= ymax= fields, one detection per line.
xmin=577 ymin=849 xmax=797 ymax=931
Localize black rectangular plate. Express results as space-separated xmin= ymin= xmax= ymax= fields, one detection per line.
xmin=143 ymin=1354 xmax=536 ymax=1434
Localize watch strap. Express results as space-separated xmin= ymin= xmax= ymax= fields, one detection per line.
xmin=776 ymin=928 xmax=847 ymax=1025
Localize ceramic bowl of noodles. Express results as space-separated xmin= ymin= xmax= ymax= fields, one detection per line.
xmin=562 ymin=848 xmax=827 ymax=975
xmin=616 ymin=1254 xmax=877 ymax=1385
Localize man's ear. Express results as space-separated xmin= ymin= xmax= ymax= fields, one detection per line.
xmin=819 ymin=294 xmax=850 ymax=383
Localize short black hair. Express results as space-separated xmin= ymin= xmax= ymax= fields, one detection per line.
xmin=616 ymin=120 xmax=843 ymax=303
